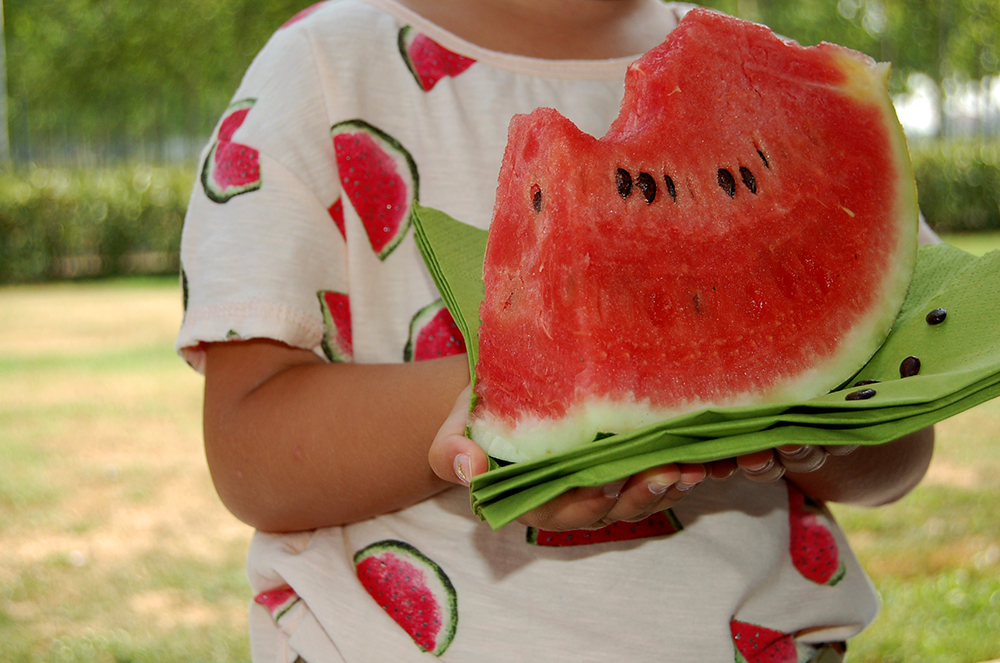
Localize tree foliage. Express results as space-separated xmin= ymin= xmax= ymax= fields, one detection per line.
xmin=3 ymin=0 xmax=999 ymax=161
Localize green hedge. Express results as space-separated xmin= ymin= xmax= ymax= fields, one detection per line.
xmin=0 ymin=141 xmax=997 ymax=283
xmin=0 ymin=164 xmax=194 ymax=283
xmin=912 ymin=140 xmax=1000 ymax=234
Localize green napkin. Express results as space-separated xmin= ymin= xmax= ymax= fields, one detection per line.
xmin=412 ymin=204 xmax=1000 ymax=529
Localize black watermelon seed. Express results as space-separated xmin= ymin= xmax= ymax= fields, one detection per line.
xmin=900 ymin=356 xmax=921 ymax=378
xmin=531 ymin=185 xmax=542 ymax=212
xmin=616 ymin=168 xmax=633 ymax=198
xmin=925 ymin=308 xmax=947 ymax=325
xmin=853 ymin=379 xmax=881 ymax=386
xmin=846 ymin=388 xmax=877 ymax=401
xmin=739 ymin=166 xmax=757 ymax=194
xmin=718 ymin=169 xmax=736 ymax=198
xmin=637 ymin=172 xmax=656 ymax=203
xmin=757 ymin=149 xmax=770 ymax=168
xmin=664 ymin=174 xmax=677 ymax=201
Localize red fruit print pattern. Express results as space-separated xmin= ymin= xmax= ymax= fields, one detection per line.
xmin=254 ymin=585 xmax=301 ymax=623
xmin=527 ymin=509 xmax=682 ymax=547
xmin=332 ymin=119 xmax=418 ymax=260
xmin=281 ymin=1 xmax=328 ymax=28
xmin=398 ymin=26 xmax=476 ymax=91
xmin=404 ymin=299 xmax=466 ymax=362
xmin=318 ymin=291 xmax=352 ymax=362
xmin=730 ymin=619 xmax=797 ymax=663
xmin=354 ymin=540 xmax=458 ymax=657
xmin=328 ymin=197 xmax=346 ymax=240
xmin=201 ymin=98 xmax=261 ymax=203
xmin=787 ymin=483 xmax=846 ymax=586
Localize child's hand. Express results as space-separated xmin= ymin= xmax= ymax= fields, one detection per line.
xmin=428 ymin=386 xmax=707 ymax=531
xmin=724 ymin=445 xmax=860 ymax=483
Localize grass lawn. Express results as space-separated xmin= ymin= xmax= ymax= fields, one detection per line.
xmin=1 ymin=233 xmax=999 ymax=662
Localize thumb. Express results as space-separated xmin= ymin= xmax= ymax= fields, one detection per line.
xmin=428 ymin=385 xmax=489 ymax=486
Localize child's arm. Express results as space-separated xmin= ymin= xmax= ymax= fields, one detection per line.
xmin=205 ymin=339 xmax=706 ymax=534
xmin=202 ymin=339 xmax=471 ymax=533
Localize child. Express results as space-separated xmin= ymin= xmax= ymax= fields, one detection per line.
xmin=177 ymin=0 xmax=936 ymax=660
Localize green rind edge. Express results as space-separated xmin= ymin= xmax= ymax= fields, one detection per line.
xmin=353 ymin=539 xmax=458 ymax=656
xmin=200 ymin=141 xmax=263 ymax=204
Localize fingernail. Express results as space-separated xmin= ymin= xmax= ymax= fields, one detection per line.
xmin=674 ymin=481 xmax=698 ymax=492
xmin=648 ymin=480 xmax=672 ymax=495
xmin=603 ymin=479 xmax=628 ymax=499
xmin=778 ymin=445 xmax=811 ymax=460
xmin=743 ymin=457 xmax=775 ymax=476
xmin=454 ymin=454 xmax=472 ymax=485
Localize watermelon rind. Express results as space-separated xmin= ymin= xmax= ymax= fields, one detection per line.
xmin=332 ymin=119 xmax=419 ymax=260
xmin=397 ymin=25 xmax=475 ymax=92
xmin=354 ymin=539 xmax=458 ymax=656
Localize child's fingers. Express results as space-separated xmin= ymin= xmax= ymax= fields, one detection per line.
xmin=775 ymin=444 xmax=828 ymax=474
xmin=605 ymin=463 xmax=705 ymax=523
xmin=738 ymin=449 xmax=786 ymax=482
xmin=427 ymin=385 xmax=489 ymax=486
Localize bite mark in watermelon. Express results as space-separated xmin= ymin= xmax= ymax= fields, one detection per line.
xmin=329 ymin=197 xmax=346 ymax=240
xmin=471 ymin=8 xmax=919 ymax=462
xmin=731 ymin=619 xmax=797 ymax=663
xmin=527 ymin=509 xmax=682 ymax=546
xmin=354 ymin=539 xmax=458 ymax=657
xmin=318 ymin=291 xmax=352 ymax=362
xmin=332 ymin=119 xmax=419 ymax=260
xmin=254 ymin=585 xmax=301 ymax=622
xmin=398 ymin=26 xmax=476 ymax=91
xmin=404 ymin=299 xmax=467 ymax=362
xmin=787 ymin=483 xmax=845 ymax=586
xmin=201 ymin=99 xmax=262 ymax=204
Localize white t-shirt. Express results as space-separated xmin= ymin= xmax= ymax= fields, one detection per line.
xmin=177 ymin=1 xmax=880 ymax=661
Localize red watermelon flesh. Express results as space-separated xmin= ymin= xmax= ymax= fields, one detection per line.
xmin=332 ymin=119 xmax=418 ymax=260
xmin=404 ymin=300 xmax=467 ymax=361
xmin=731 ymin=620 xmax=797 ymax=663
xmin=253 ymin=585 xmax=301 ymax=622
xmin=471 ymin=8 xmax=918 ymax=461
xmin=399 ymin=26 xmax=476 ymax=91
xmin=787 ymin=483 xmax=845 ymax=586
xmin=329 ymin=197 xmax=346 ymax=240
xmin=354 ymin=540 xmax=458 ymax=656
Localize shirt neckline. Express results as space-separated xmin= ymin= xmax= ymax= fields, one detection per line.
xmin=359 ymin=0 xmax=679 ymax=80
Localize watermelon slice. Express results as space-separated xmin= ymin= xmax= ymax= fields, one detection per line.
xmin=354 ymin=539 xmax=458 ymax=656
xmin=404 ymin=299 xmax=467 ymax=362
xmin=398 ymin=26 xmax=476 ymax=91
xmin=787 ymin=483 xmax=845 ymax=586
xmin=730 ymin=620 xmax=797 ymax=663
xmin=527 ymin=509 xmax=681 ymax=547
xmin=253 ymin=585 xmax=301 ymax=622
xmin=332 ymin=119 xmax=419 ymax=260
xmin=318 ymin=290 xmax=352 ymax=362
xmin=470 ymin=8 xmax=919 ymax=461
xmin=201 ymin=98 xmax=261 ymax=203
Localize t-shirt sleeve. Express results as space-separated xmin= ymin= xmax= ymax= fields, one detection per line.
xmin=176 ymin=23 xmax=346 ymax=373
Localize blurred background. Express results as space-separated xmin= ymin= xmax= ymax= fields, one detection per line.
xmin=0 ymin=0 xmax=998 ymax=661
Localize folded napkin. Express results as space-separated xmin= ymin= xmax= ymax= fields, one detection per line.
xmin=413 ymin=204 xmax=1000 ymax=528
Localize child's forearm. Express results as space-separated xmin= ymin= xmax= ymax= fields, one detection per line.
xmin=785 ymin=427 xmax=935 ymax=506
xmin=203 ymin=340 xmax=470 ymax=533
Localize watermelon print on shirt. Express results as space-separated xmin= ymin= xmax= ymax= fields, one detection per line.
xmin=354 ymin=539 xmax=458 ymax=657
xmin=398 ymin=26 xmax=476 ymax=91
xmin=201 ymin=98 xmax=262 ymax=203
xmin=332 ymin=119 xmax=419 ymax=260
xmin=404 ymin=299 xmax=466 ymax=362
xmin=318 ymin=291 xmax=353 ymax=362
